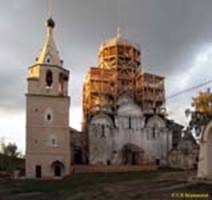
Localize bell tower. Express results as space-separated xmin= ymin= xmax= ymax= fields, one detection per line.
xmin=26 ymin=17 xmax=71 ymax=178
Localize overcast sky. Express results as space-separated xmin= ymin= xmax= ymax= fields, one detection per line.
xmin=0 ymin=0 xmax=212 ymax=152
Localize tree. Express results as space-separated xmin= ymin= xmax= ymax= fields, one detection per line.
xmin=192 ymin=90 xmax=212 ymax=114
xmin=0 ymin=140 xmax=21 ymax=158
xmin=0 ymin=140 xmax=24 ymax=172
xmin=185 ymin=89 xmax=212 ymax=137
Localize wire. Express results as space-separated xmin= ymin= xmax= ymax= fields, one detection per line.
xmin=166 ymin=79 xmax=212 ymax=100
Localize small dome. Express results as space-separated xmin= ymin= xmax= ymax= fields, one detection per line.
xmin=117 ymin=101 xmax=143 ymax=117
xmin=46 ymin=18 xmax=55 ymax=28
xmin=147 ymin=115 xmax=166 ymax=128
xmin=116 ymin=95 xmax=134 ymax=107
xmin=90 ymin=113 xmax=113 ymax=127
xmin=102 ymin=105 xmax=113 ymax=114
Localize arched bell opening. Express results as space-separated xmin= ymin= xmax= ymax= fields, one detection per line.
xmin=46 ymin=70 xmax=53 ymax=87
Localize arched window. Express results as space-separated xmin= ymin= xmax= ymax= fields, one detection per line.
xmin=45 ymin=109 xmax=53 ymax=123
xmin=47 ymin=113 xmax=52 ymax=121
xmin=52 ymin=138 xmax=56 ymax=145
xmin=46 ymin=55 xmax=51 ymax=64
xmin=49 ymin=135 xmax=58 ymax=147
xmin=46 ymin=70 xmax=53 ymax=87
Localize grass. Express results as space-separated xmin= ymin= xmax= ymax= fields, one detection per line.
xmin=2 ymin=171 xmax=212 ymax=200
xmin=0 ymin=171 xmax=158 ymax=195
xmin=175 ymin=183 xmax=212 ymax=193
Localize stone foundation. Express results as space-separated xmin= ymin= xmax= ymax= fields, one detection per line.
xmin=71 ymin=164 xmax=157 ymax=174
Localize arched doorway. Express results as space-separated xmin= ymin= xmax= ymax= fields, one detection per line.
xmin=35 ymin=165 xmax=42 ymax=178
xmin=122 ymin=144 xmax=144 ymax=165
xmin=51 ymin=161 xmax=65 ymax=177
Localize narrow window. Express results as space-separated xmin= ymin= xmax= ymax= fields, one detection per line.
xmin=101 ymin=125 xmax=105 ymax=138
xmin=52 ymin=138 xmax=56 ymax=145
xmin=47 ymin=113 xmax=52 ymax=121
xmin=152 ymin=127 xmax=156 ymax=139
xmin=129 ymin=116 xmax=132 ymax=129
xmin=46 ymin=70 xmax=53 ymax=87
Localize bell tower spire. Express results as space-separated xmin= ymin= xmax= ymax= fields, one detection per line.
xmin=35 ymin=1 xmax=62 ymax=67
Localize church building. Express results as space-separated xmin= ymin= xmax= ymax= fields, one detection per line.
xmin=25 ymin=16 xmax=183 ymax=178
xmin=82 ymin=32 xmax=183 ymax=166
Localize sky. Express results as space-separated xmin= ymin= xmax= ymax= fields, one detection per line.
xmin=0 ymin=0 xmax=212 ymax=153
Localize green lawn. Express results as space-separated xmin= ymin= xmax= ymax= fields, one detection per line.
xmin=0 ymin=171 xmax=158 ymax=194
xmin=1 ymin=171 xmax=212 ymax=200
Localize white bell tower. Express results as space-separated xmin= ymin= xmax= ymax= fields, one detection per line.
xmin=26 ymin=17 xmax=71 ymax=179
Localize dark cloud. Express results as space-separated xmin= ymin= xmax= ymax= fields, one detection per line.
xmin=0 ymin=0 xmax=212 ymax=145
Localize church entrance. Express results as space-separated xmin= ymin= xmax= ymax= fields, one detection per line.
xmin=54 ymin=165 xmax=62 ymax=176
xmin=51 ymin=161 xmax=65 ymax=177
xmin=122 ymin=144 xmax=143 ymax=165
xmin=35 ymin=165 xmax=42 ymax=178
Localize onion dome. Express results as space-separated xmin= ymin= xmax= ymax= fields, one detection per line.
xmin=46 ymin=18 xmax=55 ymax=28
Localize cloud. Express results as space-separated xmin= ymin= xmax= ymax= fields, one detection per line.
xmin=70 ymin=107 xmax=83 ymax=131
xmin=0 ymin=110 xmax=25 ymax=152
xmin=1 ymin=0 xmax=212 ymax=150
xmin=166 ymin=44 xmax=212 ymax=126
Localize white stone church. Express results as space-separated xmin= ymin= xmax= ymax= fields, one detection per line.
xmin=89 ymin=97 xmax=173 ymax=166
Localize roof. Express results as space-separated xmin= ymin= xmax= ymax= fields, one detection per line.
xmin=182 ymin=132 xmax=197 ymax=144
xmin=35 ymin=18 xmax=62 ymax=66
xmin=166 ymin=119 xmax=184 ymax=130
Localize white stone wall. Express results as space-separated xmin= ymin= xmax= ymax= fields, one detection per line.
xmin=168 ymin=147 xmax=199 ymax=170
xmin=88 ymin=100 xmax=173 ymax=166
xmin=197 ymin=121 xmax=212 ymax=179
